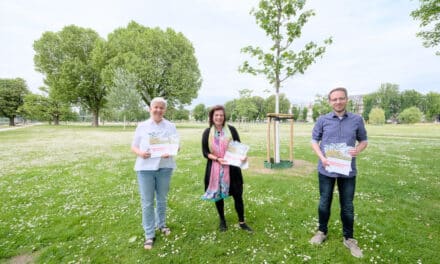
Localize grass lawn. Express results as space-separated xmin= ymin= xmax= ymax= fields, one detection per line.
xmin=0 ymin=122 xmax=439 ymax=263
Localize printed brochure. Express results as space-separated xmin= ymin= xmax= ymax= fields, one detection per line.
xmin=223 ymin=141 xmax=249 ymax=169
xmin=324 ymin=143 xmax=353 ymax=176
xmin=141 ymin=134 xmax=179 ymax=158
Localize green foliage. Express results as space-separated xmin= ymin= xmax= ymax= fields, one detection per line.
xmin=424 ymin=91 xmax=440 ymax=121
xmin=235 ymin=89 xmax=259 ymax=121
xmin=0 ymin=124 xmax=439 ymax=263
xmin=361 ymin=83 xmax=401 ymax=121
xmin=264 ymin=94 xmax=291 ymax=114
xmin=398 ymin=106 xmax=423 ymax=124
xmin=193 ymin=104 xmax=207 ymax=121
xmin=312 ymin=94 xmax=331 ymax=121
xmin=368 ymin=107 xmax=386 ymax=125
xmin=224 ymin=100 xmax=238 ymax=121
xmin=104 ymin=68 xmax=147 ymax=122
xmin=240 ymin=0 xmax=331 ymax=108
xmin=20 ymin=92 xmax=76 ymax=125
xmin=167 ymin=106 xmax=190 ymax=121
xmin=362 ymin=85 xmax=439 ymax=123
xmin=301 ymin=106 xmax=308 ymax=121
xmin=411 ymin=0 xmax=440 ymax=55
xmin=376 ymin=83 xmax=401 ymax=121
xmin=0 ymin=78 xmax=29 ymax=126
xmin=251 ymin=96 xmax=266 ymax=120
xmin=105 ymin=21 xmax=202 ymax=108
xmin=400 ymin=89 xmax=424 ymax=112
xmin=33 ymin=25 xmax=107 ymax=126
xmin=291 ymin=105 xmax=300 ymax=120
xmin=362 ymin=93 xmax=376 ymax=121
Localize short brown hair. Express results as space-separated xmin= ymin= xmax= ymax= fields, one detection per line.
xmin=328 ymin=87 xmax=348 ymax=100
xmin=208 ymin=105 xmax=226 ymax=127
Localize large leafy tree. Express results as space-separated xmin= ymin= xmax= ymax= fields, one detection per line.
xmin=411 ymin=0 xmax=440 ymax=55
xmin=105 ymin=21 xmax=202 ymax=108
xmin=240 ymin=0 xmax=332 ymax=163
xmin=34 ymin=25 xmax=108 ymax=126
xmin=0 ymin=78 xmax=29 ymax=126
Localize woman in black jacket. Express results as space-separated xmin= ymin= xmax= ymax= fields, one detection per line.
xmin=201 ymin=105 xmax=252 ymax=232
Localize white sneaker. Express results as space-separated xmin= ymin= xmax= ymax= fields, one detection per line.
xmin=310 ymin=231 xmax=327 ymax=245
xmin=343 ymin=238 xmax=363 ymax=258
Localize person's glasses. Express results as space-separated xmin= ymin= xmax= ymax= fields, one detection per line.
xmin=330 ymin=97 xmax=346 ymax=102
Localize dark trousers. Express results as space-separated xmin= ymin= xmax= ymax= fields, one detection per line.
xmin=318 ymin=173 xmax=356 ymax=239
xmin=215 ymin=190 xmax=245 ymax=222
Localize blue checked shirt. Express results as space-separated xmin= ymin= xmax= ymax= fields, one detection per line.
xmin=312 ymin=112 xmax=368 ymax=178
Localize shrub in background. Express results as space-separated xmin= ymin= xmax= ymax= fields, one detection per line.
xmin=398 ymin=107 xmax=423 ymax=124
xmin=369 ymin=107 xmax=385 ymax=125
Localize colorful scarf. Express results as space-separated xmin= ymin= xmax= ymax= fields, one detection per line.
xmin=202 ymin=125 xmax=232 ymax=201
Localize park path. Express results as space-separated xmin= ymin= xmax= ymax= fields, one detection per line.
xmin=0 ymin=123 xmax=40 ymax=132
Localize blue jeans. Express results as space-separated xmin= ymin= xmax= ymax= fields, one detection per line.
xmin=317 ymin=173 xmax=356 ymax=239
xmin=137 ymin=168 xmax=173 ymax=239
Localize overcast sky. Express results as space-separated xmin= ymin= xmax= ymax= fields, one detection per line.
xmin=1 ymin=0 xmax=439 ymax=108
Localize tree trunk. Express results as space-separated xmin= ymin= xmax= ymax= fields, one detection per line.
xmin=9 ymin=116 xmax=15 ymax=126
xmin=92 ymin=110 xmax=99 ymax=127
xmin=53 ymin=115 xmax=60 ymax=125
xmin=274 ymin=90 xmax=280 ymax=163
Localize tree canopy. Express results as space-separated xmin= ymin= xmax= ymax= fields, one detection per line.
xmin=0 ymin=78 xmax=29 ymax=126
xmin=104 ymin=21 xmax=202 ymax=108
xmin=240 ymin=0 xmax=332 ymax=101
xmin=424 ymin=91 xmax=440 ymax=121
xmin=193 ymin=103 xmax=207 ymax=122
xmin=411 ymin=0 xmax=440 ymax=55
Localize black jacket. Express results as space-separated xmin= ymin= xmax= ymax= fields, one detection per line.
xmin=201 ymin=125 xmax=243 ymax=195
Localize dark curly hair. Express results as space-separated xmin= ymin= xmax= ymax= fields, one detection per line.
xmin=208 ymin=105 xmax=226 ymax=127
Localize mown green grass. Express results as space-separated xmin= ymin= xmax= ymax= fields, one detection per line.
xmin=0 ymin=123 xmax=439 ymax=263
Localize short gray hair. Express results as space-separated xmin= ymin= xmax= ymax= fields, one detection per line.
xmin=150 ymin=97 xmax=167 ymax=108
